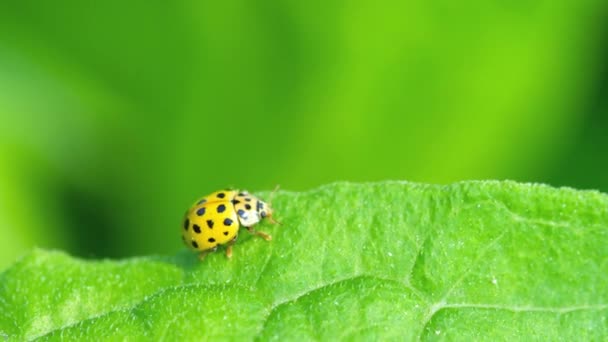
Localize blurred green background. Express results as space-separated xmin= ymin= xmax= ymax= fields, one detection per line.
xmin=1 ymin=1 xmax=607 ymax=270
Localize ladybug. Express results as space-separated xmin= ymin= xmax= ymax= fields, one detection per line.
xmin=182 ymin=189 xmax=278 ymax=260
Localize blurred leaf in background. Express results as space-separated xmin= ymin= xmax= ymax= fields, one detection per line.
xmin=0 ymin=0 xmax=606 ymax=269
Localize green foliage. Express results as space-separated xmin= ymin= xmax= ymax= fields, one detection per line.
xmin=1 ymin=181 xmax=607 ymax=340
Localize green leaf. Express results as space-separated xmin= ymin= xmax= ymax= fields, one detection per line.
xmin=1 ymin=181 xmax=607 ymax=340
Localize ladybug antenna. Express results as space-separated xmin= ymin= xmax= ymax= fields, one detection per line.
xmin=269 ymin=184 xmax=280 ymax=204
xmin=267 ymin=184 xmax=282 ymax=225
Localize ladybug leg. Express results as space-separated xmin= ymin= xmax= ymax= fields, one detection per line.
xmin=198 ymin=246 xmax=217 ymax=261
xmin=246 ymin=226 xmax=272 ymax=241
xmin=225 ymin=237 xmax=238 ymax=259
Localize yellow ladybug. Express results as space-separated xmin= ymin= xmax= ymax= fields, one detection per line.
xmin=182 ymin=189 xmax=278 ymax=260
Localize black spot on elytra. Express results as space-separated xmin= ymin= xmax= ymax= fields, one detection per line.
xmin=245 ymin=204 xmax=251 ymax=210
xmin=183 ymin=218 xmax=189 ymax=230
xmin=231 ymin=199 xmax=240 ymax=205
xmin=224 ymin=218 xmax=233 ymax=226
xmin=196 ymin=207 xmax=206 ymax=216
xmin=197 ymin=199 xmax=207 ymax=205
xmin=217 ymin=204 xmax=226 ymax=213
xmin=206 ymin=220 xmax=214 ymax=229
xmin=223 ymin=231 xmax=229 ymax=236
xmin=208 ymin=238 xmax=216 ymax=243
xmin=192 ymin=240 xmax=199 ymax=249
xmin=237 ymin=209 xmax=247 ymax=218
xmin=245 ymin=197 xmax=252 ymax=202
xmin=217 ymin=192 xmax=226 ymax=199
xmin=193 ymin=224 xmax=201 ymax=234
